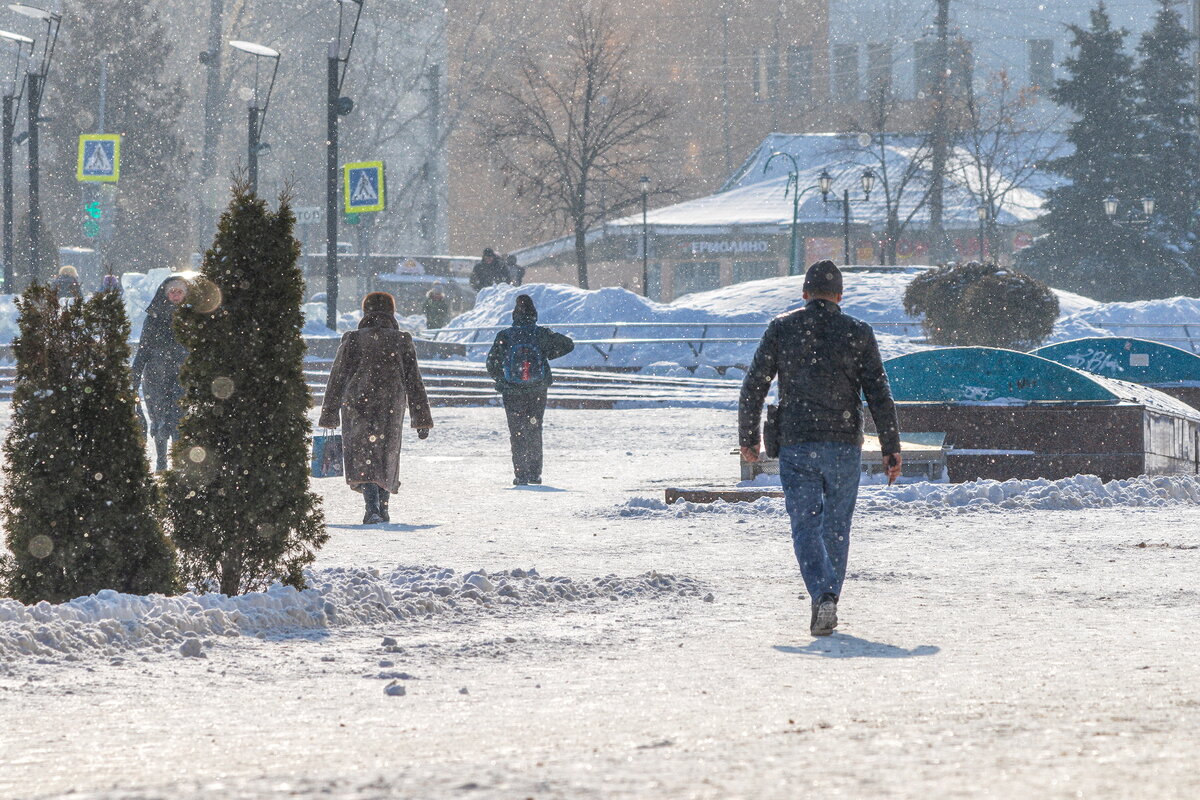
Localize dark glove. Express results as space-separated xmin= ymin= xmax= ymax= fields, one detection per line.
xmin=417 ymin=428 xmax=430 ymax=440
xmin=318 ymin=409 xmax=340 ymax=429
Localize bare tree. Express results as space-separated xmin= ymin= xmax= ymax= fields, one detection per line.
xmin=951 ymin=70 xmax=1065 ymax=260
xmin=480 ymin=1 xmax=672 ymax=288
xmin=842 ymin=86 xmax=934 ymax=265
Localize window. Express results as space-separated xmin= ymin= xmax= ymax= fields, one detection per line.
xmin=913 ymin=39 xmax=936 ymax=97
xmin=733 ymin=260 xmax=779 ymax=284
xmin=752 ymin=47 xmax=778 ymax=102
xmin=787 ymin=45 xmax=813 ymax=106
xmin=673 ymin=262 xmax=721 ymax=297
xmin=1028 ymin=39 xmax=1053 ymax=90
xmin=866 ymin=42 xmax=893 ymax=98
xmin=951 ymin=39 xmax=973 ymax=98
xmin=832 ymin=43 xmax=860 ymax=103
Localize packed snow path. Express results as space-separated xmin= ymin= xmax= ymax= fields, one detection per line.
xmin=1 ymin=407 xmax=1199 ymax=799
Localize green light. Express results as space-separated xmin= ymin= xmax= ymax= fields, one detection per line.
xmin=86 ymin=201 xmax=102 ymax=220
xmin=343 ymin=213 xmax=360 ymax=226
xmin=82 ymin=219 xmax=100 ymax=238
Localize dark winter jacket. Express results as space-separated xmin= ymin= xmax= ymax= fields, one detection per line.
xmin=423 ymin=290 xmax=450 ymax=330
xmin=485 ymin=306 xmax=574 ymax=393
xmin=470 ymin=258 xmax=508 ymax=291
xmin=131 ymin=277 xmax=190 ymax=427
xmin=318 ymin=313 xmax=434 ymax=493
xmin=739 ymin=298 xmax=901 ymax=455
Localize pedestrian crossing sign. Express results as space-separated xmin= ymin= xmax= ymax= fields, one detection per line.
xmin=343 ymin=161 xmax=385 ymax=214
xmin=77 ymin=134 xmax=121 ymax=183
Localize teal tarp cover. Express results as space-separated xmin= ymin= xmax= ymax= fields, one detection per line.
xmin=1032 ymin=338 xmax=1200 ymax=387
xmin=884 ymin=347 xmax=1117 ymax=404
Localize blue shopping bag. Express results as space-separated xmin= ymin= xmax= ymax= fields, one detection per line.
xmin=311 ymin=431 xmax=344 ymax=478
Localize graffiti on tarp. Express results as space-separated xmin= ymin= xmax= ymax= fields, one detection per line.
xmin=1056 ymin=348 xmax=1124 ymax=375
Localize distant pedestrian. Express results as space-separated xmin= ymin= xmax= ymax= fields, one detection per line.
xmin=504 ymin=254 xmax=524 ymax=286
xmin=423 ymin=280 xmax=451 ymax=330
xmin=470 ymin=248 xmax=507 ymax=291
xmin=132 ymin=275 xmax=191 ymax=471
xmin=486 ymin=294 xmax=574 ymax=485
xmin=319 ymin=291 xmax=434 ymax=525
xmin=51 ymin=265 xmax=80 ymax=296
xmin=100 ymin=273 xmax=122 ymax=294
xmin=739 ymin=260 xmax=902 ymax=637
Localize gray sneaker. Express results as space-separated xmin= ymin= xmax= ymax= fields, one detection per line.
xmin=811 ymin=599 xmax=838 ymax=637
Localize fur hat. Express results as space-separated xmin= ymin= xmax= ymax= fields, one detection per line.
xmin=58 ymin=265 xmax=79 ymax=279
xmin=362 ymin=291 xmax=396 ymax=316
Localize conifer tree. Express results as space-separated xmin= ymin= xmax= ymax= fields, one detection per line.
xmin=163 ymin=187 xmax=325 ymax=596
xmin=1133 ymin=0 xmax=1200 ymax=266
xmin=44 ymin=0 xmax=190 ymax=274
xmin=1018 ymin=3 xmax=1190 ymax=300
xmin=1 ymin=285 xmax=176 ymax=603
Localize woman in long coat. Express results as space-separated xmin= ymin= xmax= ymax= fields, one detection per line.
xmin=131 ymin=275 xmax=191 ymax=471
xmin=319 ymin=292 xmax=434 ymax=524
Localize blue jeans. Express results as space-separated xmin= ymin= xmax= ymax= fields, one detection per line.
xmin=778 ymin=442 xmax=861 ymax=603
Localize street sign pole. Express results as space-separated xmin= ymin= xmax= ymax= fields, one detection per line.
xmin=27 ymin=72 xmax=41 ymax=282
xmin=325 ymin=41 xmax=339 ymax=331
xmin=2 ymin=94 xmax=13 ymax=291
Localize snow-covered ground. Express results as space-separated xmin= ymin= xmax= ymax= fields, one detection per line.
xmin=2 ymin=405 xmax=1199 ymax=798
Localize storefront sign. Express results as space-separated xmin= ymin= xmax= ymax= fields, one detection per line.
xmin=688 ymin=239 xmax=771 ymax=256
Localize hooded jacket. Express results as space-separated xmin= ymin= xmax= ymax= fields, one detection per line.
xmin=485 ymin=302 xmax=575 ymax=392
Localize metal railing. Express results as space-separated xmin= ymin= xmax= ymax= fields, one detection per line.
xmin=421 ymin=321 xmax=927 ymax=360
xmin=421 ymin=320 xmax=1200 ymax=358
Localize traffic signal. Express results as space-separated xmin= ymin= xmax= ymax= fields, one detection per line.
xmin=82 ymin=201 xmax=102 ymax=238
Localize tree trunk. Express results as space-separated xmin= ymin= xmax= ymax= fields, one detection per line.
xmin=574 ymin=220 xmax=589 ymax=289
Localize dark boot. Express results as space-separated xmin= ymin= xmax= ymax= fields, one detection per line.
xmin=362 ymin=484 xmax=384 ymax=525
xmin=378 ymin=490 xmax=390 ymax=523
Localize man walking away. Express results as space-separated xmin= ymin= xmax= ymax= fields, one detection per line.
xmin=486 ymin=294 xmax=574 ymax=485
xmin=505 ymin=254 xmax=525 ymax=286
xmin=739 ymin=260 xmax=902 ymax=637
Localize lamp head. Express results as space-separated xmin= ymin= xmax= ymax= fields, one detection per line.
xmin=1142 ymin=196 xmax=1155 ymax=217
xmin=861 ymin=168 xmax=876 ymax=198
xmin=7 ymin=4 xmax=56 ymax=21
xmin=229 ymin=40 xmax=280 ymax=59
xmin=818 ymin=169 xmax=833 ymax=198
xmin=1103 ymin=195 xmax=1118 ymax=218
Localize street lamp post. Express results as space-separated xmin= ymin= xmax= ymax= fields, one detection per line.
xmin=8 ymin=3 xmax=58 ymax=284
xmin=325 ymin=0 xmax=365 ymax=332
xmin=0 ymin=28 xmax=30 ymax=292
xmin=640 ymin=175 xmax=650 ymax=296
xmin=763 ymin=152 xmax=832 ymax=276
xmin=822 ymin=168 xmax=876 ymax=265
xmin=976 ymin=204 xmax=988 ymax=261
xmin=228 ymin=40 xmax=280 ymax=196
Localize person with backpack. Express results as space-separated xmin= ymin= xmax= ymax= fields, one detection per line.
xmin=486 ymin=294 xmax=574 ymax=485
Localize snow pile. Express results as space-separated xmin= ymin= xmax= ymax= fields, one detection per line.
xmin=439 ymin=278 xmax=936 ymax=367
xmin=0 ymin=565 xmax=707 ymax=660
xmin=616 ymin=474 xmax=1200 ymax=518
xmin=1048 ymin=296 xmax=1200 ymax=347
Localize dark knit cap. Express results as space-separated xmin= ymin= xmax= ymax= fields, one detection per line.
xmin=803 ymin=260 xmax=843 ymax=296
xmin=362 ymin=291 xmax=396 ymax=316
xmin=513 ymin=293 xmax=538 ymax=323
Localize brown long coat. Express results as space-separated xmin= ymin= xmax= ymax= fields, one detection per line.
xmin=318 ymin=322 xmax=434 ymax=493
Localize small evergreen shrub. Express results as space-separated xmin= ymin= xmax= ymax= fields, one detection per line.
xmin=904 ymin=262 xmax=1059 ymax=350
xmin=163 ymin=186 xmax=325 ymax=596
xmin=1 ymin=285 xmax=177 ymax=603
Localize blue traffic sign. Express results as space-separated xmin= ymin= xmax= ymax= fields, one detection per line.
xmin=343 ymin=161 xmax=385 ymax=214
xmin=77 ymin=134 xmax=121 ymax=183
